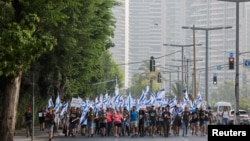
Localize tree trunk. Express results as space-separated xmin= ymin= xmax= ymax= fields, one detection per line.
xmin=0 ymin=73 xmax=22 ymax=141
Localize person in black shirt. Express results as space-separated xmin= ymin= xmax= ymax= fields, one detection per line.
xmin=38 ymin=107 xmax=46 ymax=131
xmin=69 ymin=107 xmax=80 ymax=137
xmin=190 ymin=108 xmax=199 ymax=135
xmin=162 ymin=105 xmax=171 ymax=137
xmin=24 ymin=107 xmax=32 ymax=137
xmin=138 ymin=108 xmax=145 ymax=137
xmin=199 ymin=106 xmax=206 ymax=136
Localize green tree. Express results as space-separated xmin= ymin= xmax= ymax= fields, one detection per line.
xmin=0 ymin=1 xmax=68 ymax=140
xmin=129 ymin=61 xmax=161 ymax=97
xmin=212 ymin=80 xmax=250 ymax=110
xmin=0 ymin=0 xmax=120 ymax=140
xmin=171 ymin=81 xmax=183 ymax=103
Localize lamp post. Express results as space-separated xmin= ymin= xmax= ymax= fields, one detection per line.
xmin=182 ymin=26 xmax=232 ymax=104
xmin=163 ymin=44 xmax=202 ymax=93
xmin=218 ymin=0 xmax=250 ymax=125
xmin=32 ymin=73 xmax=34 ymax=141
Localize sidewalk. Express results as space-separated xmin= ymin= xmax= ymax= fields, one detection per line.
xmin=14 ymin=127 xmax=63 ymax=141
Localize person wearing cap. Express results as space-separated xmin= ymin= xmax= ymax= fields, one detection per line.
xmin=24 ymin=106 xmax=32 ymax=137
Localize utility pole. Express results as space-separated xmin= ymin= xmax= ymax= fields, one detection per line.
xmin=218 ymin=0 xmax=250 ymax=125
xmin=182 ymin=26 xmax=232 ymax=104
xmin=163 ymin=44 xmax=202 ymax=93
xmin=193 ymin=25 xmax=197 ymax=99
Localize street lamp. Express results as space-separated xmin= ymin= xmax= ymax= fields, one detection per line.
xmin=163 ymin=43 xmax=202 ymax=93
xmin=182 ymin=26 xmax=232 ymax=105
xmin=218 ymin=0 xmax=250 ymax=125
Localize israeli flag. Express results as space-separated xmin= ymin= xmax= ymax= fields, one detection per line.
xmin=60 ymin=102 xmax=68 ymax=117
xmin=55 ymin=92 xmax=60 ymax=113
xmin=48 ymin=97 xmax=54 ymax=108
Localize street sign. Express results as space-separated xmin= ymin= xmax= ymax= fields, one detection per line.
xmin=243 ymin=59 xmax=250 ymax=68
xmin=217 ymin=65 xmax=222 ymax=70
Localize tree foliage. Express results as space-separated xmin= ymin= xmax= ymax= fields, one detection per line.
xmin=129 ymin=61 xmax=161 ymax=97
xmin=0 ymin=0 xmax=122 ymax=140
xmin=210 ymin=80 xmax=250 ymax=110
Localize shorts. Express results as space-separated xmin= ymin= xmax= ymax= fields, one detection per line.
xmin=191 ymin=122 xmax=198 ymax=126
xmin=47 ymin=124 xmax=54 ymax=132
xmin=200 ymin=120 xmax=205 ymax=126
xmin=100 ymin=123 xmax=106 ymax=128
xmin=87 ymin=122 xmax=94 ymax=128
xmin=130 ymin=121 xmax=138 ymax=128
xmin=114 ymin=123 xmax=122 ymax=127
xmin=158 ymin=121 xmax=164 ymax=126
xmin=69 ymin=123 xmax=77 ymax=129
xmin=150 ymin=120 xmax=156 ymax=126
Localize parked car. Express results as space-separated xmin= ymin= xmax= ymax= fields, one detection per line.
xmin=229 ymin=109 xmax=250 ymax=125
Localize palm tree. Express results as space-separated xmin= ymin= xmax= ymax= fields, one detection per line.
xmin=171 ymin=81 xmax=183 ymax=103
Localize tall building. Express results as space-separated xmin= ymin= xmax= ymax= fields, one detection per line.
xmin=110 ymin=0 xmax=250 ymax=97
xmin=110 ymin=0 xmax=129 ymax=88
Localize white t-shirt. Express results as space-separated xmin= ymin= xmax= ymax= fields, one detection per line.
xmin=222 ymin=111 xmax=230 ymax=119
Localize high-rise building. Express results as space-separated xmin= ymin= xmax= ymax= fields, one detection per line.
xmin=110 ymin=0 xmax=250 ymax=97
xmin=110 ymin=0 xmax=129 ymax=88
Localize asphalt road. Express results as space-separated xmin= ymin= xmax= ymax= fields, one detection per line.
xmin=15 ymin=128 xmax=208 ymax=141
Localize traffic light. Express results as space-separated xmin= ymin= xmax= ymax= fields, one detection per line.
xmin=157 ymin=72 xmax=161 ymax=83
xmin=213 ymin=75 xmax=217 ymax=85
xmin=229 ymin=57 xmax=234 ymax=70
xmin=150 ymin=56 xmax=155 ymax=72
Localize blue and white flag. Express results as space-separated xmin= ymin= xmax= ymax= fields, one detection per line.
xmin=55 ymin=92 xmax=60 ymax=113
xmin=79 ymin=103 xmax=88 ymax=125
xmin=168 ymin=96 xmax=177 ymax=108
xmin=48 ymin=97 xmax=54 ymax=108
xmin=60 ymin=102 xmax=68 ymax=117
xmin=126 ymin=92 xmax=132 ymax=110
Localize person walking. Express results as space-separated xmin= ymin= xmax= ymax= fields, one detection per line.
xmin=38 ymin=107 xmax=46 ymax=131
xmin=162 ymin=105 xmax=171 ymax=137
xmin=45 ymin=107 xmax=55 ymax=141
xmin=113 ymin=110 xmax=123 ymax=137
xmin=181 ymin=106 xmax=190 ymax=137
xmin=221 ymin=107 xmax=230 ymax=125
xmin=130 ymin=106 xmax=138 ymax=137
xmin=24 ymin=106 xmax=32 ymax=137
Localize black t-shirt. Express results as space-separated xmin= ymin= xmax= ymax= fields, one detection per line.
xmin=199 ymin=110 xmax=206 ymax=120
xmin=190 ymin=112 xmax=199 ymax=123
xmin=25 ymin=112 xmax=32 ymax=122
xmin=70 ymin=112 xmax=80 ymax=124
xmin=162 ymin=111 xmax=171 ymax=122
xmin=139 ymin=110 xmax=145 ymax=122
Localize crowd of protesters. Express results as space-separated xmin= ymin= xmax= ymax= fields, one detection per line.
xmin=23 ymin=103 xmax=214 ymax=141
xmin=56 ymin=104 xmax=213 ymax=139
